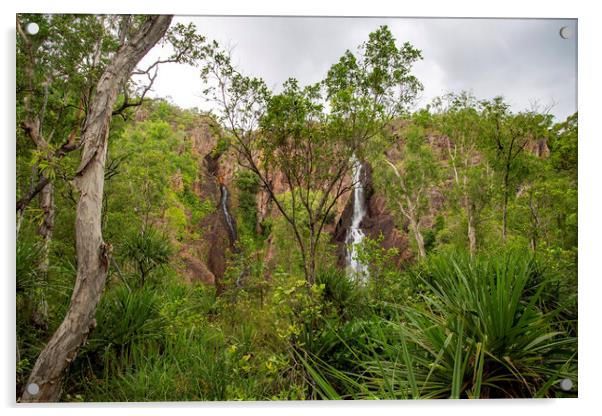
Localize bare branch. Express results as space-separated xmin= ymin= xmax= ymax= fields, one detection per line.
xmin=112 ymin=65 xmax=159 ymax=118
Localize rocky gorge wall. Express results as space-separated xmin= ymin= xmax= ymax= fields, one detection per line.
xmin=332 ymin=162 xmax=413 ymax=269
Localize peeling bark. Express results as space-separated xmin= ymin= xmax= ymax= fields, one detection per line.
xmin=20 ymin=15 xmax=173 ymax=403
xmin=31 ymin=181 xmax=54 ymax=328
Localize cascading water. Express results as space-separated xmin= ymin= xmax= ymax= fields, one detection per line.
xmin=220 ymin=185 xmax=237 ymax=244
xmin=346 ymin=157 xmax=369 ymax=281
xmin=220 ymin=184 xmax=245 ymax=286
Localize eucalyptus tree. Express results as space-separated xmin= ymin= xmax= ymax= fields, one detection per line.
xmin=17 ymin=14 xmax=119 ymax=326
xmin=16 ymin=16 xmax=206 ymax=222
xmin=433 ymin=92 xmax=494 ymax=255
xmin=511 ymin=164 xmax=576 ymax=251
xmin=548 ymin=112 xmax=578 ymax=179
xmin=17 ymin=14 xmax=205 ymax=402
xmin=378 ymin=121 xmax=440 ymax=258
xmin=17 ymin=15 xmax=207 ymax=328
xmin=510 ymin=112 xmax=577 ymax=251
xmin=17 ymin=15 xmax=129 ymax=234
xmin=202 ymin=26 xmax=422 ymax=285
xmin=480 ymin=97 xmax=554 ymax=242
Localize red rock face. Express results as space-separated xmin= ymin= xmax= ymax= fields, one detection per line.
xmin=180 ymin=249 xmax=215 ymax=285
xmin=255 ymin=169 xmax=287 ymax=232
xmin=189 ymin=117 xmax=219 ymax=158
xmin=364 ymin=194 xmax=413 ymax=264
xmin=527 ymin=138 xmax=550 ymax=158
xmin=332 ymin=162 xmax=412 ymax=269
xmin=130 ymin=109 xmax=242 ymax=289
xmin=181 ymin=116 xmax=552 ymax=287
xmin=198 ymin=151 xmax=238 ymax=294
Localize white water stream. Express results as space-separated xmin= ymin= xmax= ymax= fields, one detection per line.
xmin=220 ymin=184 xmax=245 ymax=286
xmin=346 ymin=157 xmax=369 ymax=281
xmin=220 ymin=185 xmax=237 ymax=244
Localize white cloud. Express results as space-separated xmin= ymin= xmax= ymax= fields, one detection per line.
xmin=138 ymin=16 xmax=577 ymax=121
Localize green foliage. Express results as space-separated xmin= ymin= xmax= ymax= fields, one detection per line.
xmin=269 ymin=190 xmax=338 ymax=276
xmin=16 ymin=234 xmax=47 ymax=391
xmin=16 ymin=235 xmax=42 ymax=294
xmin=324 ymin=25 xmax=423 ymax=121
xmin=235 ymin=169 xmax=261 ymax=236
xmin=271 ymin=276 xmax=325 ymax=343
xmin=373 ymin=122 xmax=441 ymax=257
xmin=356 ymin=235 xmax=404 ymax=301
xmin=211 ymin=135 xmax=230 ymax=158
xmin=510 ymin=161 xmax=577 ymax=251
xmin=123 ymin=228 xmax=173 ymax=286
xmin=413 ymin=252 xmax=575 ymax=397
xmin=164 ymin=204 xmax=188 ymax=240
xmin=423 ymin=215 xmax=445 ymax=252
xmin=316 ymin=267 xmax=367 ymax=321
xmin=16 ymin=21 xmax=577 ymax=403
xmin=104 ymin=107 xmax=212 ymax=247
xmin=204 ymin=25 xmax=423 ymax=285
xmin=548 ymin=112 xmax=578 ymax=176
xmin=85 ymin=286 xmax=166 ymax=363
xmin=298 ymin=250 xmax=576 ymax=399
xmin=432 ymin=92 xmax=496 ymax=237
xmin=159 ymin=282 xmax=216 ymax=336
xmin=16 ymin=94 xmax=578 ymax=402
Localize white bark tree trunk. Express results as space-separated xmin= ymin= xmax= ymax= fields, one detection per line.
xmin=20 ymin=15 xmax=173 ymax=403
xmin=467 ymin=206 xmax=477 ymax=256
xmin=31 ymin=180 xmax=54 ymax=328
xmin=409 ymin=217 xmax=426 ymax=258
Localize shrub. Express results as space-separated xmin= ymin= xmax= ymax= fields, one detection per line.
xmin=123 ymin=228 xmax=172 ymax=286
xmin=316 ymin=267 xmax=366 ymax=320
xmin=300 ymin=250 xmax=577 ymax=399
xmin=16 ymin=236 xmax=42 ymax=294
xmin=82 ymin=285 xmax=166 ymax=373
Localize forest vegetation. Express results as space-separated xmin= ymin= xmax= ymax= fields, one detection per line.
xmin=16 ymin=14 xmax=577 ymax=401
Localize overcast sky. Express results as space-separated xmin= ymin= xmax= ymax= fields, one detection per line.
xmin=139 ymin=16 xmax=577 ymax=121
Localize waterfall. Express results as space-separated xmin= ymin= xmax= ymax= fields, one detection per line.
xmin=220 ymin=185 xmax=237 ymax=244
xmin=220 ymin=184 xmax=245 ymax=286
xmin=346 ymin=157 xmax=369 ymax=281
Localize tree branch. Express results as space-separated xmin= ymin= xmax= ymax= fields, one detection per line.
xmin=112 ymin=64 xmax=159 ymax=119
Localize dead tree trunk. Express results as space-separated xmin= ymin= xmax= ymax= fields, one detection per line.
xmin=20 ymin=15 xmax=173 ymax=403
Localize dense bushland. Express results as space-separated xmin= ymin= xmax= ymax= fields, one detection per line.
xmin=16 ymin=18 xmax=577 ymax=401
xmin=15 ymin=98 xmax=578 ymax=401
